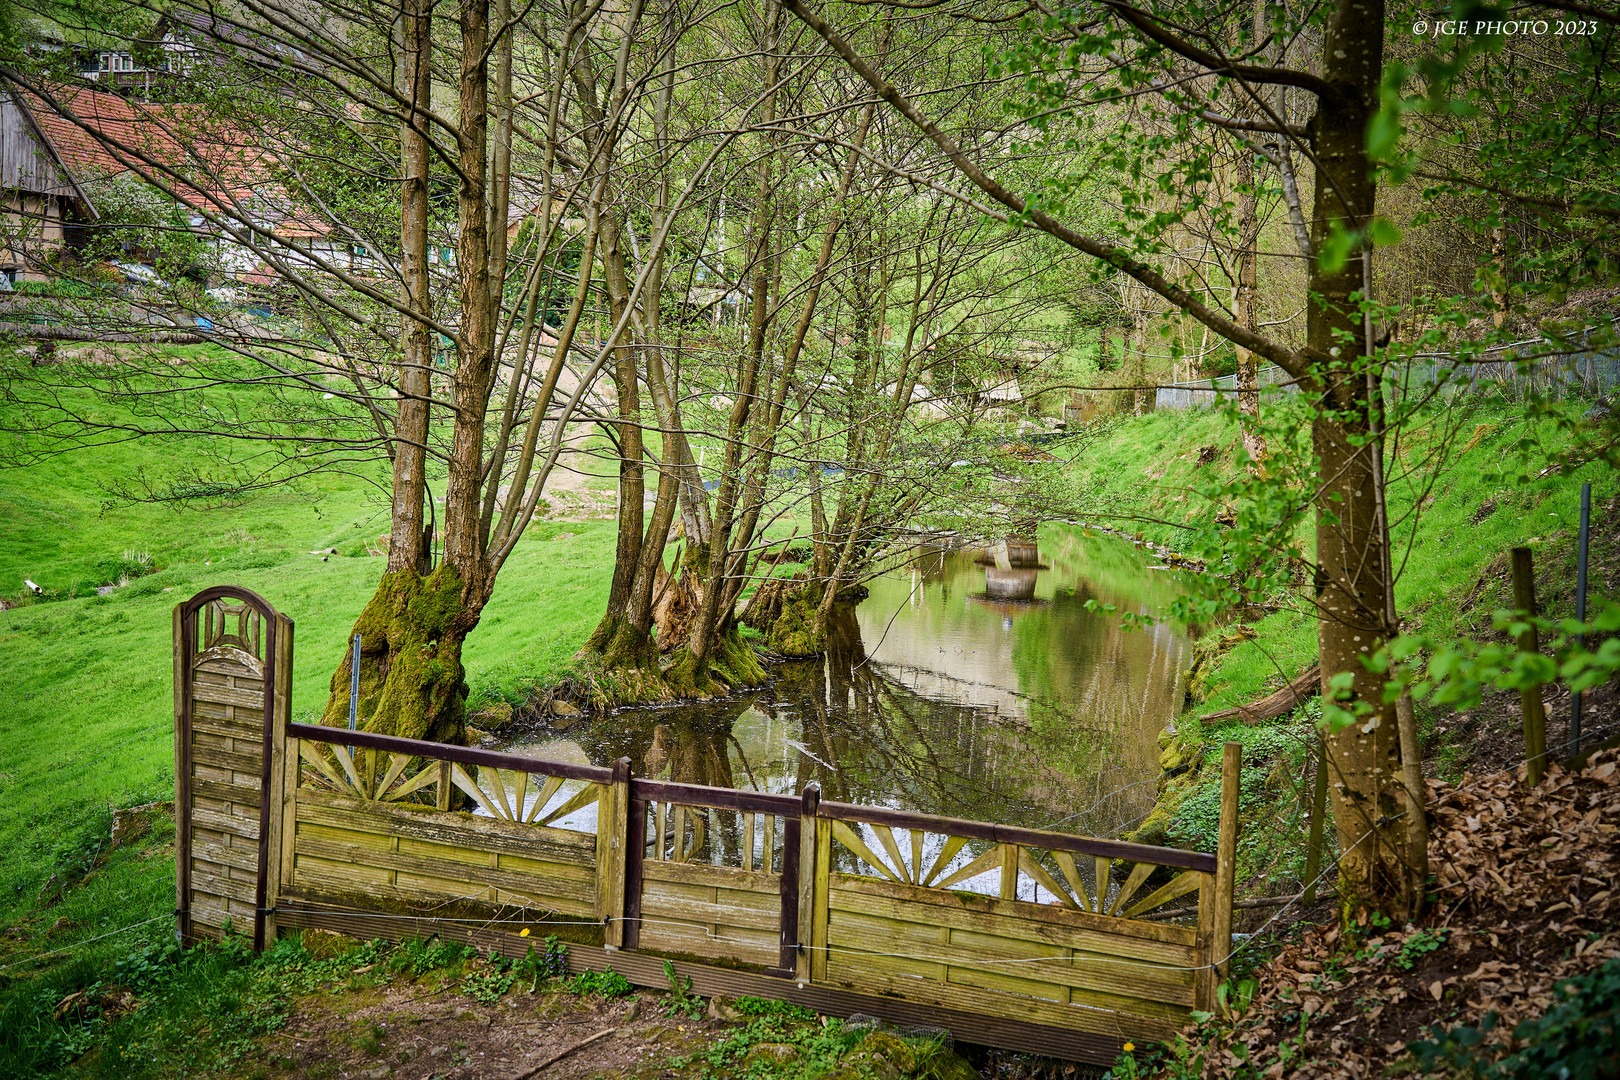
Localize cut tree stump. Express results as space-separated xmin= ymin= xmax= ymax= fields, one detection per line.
xmin=1200 ymin=665 xmax=1320 ymax=724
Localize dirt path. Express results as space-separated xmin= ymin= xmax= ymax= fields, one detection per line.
xmin=261 ymin=985 xmax=719 ymax=1080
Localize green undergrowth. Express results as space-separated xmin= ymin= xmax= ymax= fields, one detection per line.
xmin=0 ymin=928 xmax=592 ymax=1080
xmin=672 ymin=1005 xmax=977 ymax=1080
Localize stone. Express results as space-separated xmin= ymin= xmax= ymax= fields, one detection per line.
xmin=469 ymin=701 xmax=514 ymax=730
xmin=705 ymin=996 xmax=745 ymax=1022
xmin=845 ymin=1031 xmax=915 ymax=1078
xmin=621 ymin=998 xmax=643 ymax=1023
xmin=550 ymin=699 xmax=582 ymax=718
xmin=357 ymin=1068 xmax=392 ymax=1080
xmin=744 ymin=1042 xmax=802 ymax=1068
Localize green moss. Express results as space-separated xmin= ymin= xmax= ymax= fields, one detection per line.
xmin=318 ymin=566 xmax=470 ymax=744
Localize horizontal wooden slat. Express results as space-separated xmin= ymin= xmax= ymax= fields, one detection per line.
xmin=830 ymin=874 xmax=1197 ymax=949
xmin=295 ymin=855 xmax=392 ymax=888
xmin=195 ymin=657 xmax=261 ymax=679
xmin=190 ymin=863 xmax=255 ymax=905
xmin=638 ymin=919 xmax=778 ymax=966
xmin=640 ymin=860 xmax=780 ymax=891
xmin=287 ymin=859 xmax=596 ymax=921
xmin=191 ymin=741 xmax=264 ymax=775
xmin=640 ymin=884 xmax=781 ymax=934
xmin=191 ymin=778 xmax=264 ymax=806
xmin=822 ymin=919 xmax=1192 ymax=1016
xmin=293 ymin=835 xmax=595 ymax=909
xmin=824 ymin=960 xmax=1184 ymax=1042
xmin=193 ymin=837 xmax=258 ymax=874
xmin=825 ymin=912 xmax=1195 ymax=1007
xmin=295 ymin=789 xmax=595 ymax=859
xmin=191 ymin=714 xmax=264 ymax=741
xmin=191 ymin=806 xmax=259 ymax=840
xmin=287 ymin=723 xmax=613 ymax=783
xmin=192 ymin=683 xmax=266 ymax=709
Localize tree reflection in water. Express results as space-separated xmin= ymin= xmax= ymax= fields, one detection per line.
xmin=550 ymin=528 xmax=1188 ymax=860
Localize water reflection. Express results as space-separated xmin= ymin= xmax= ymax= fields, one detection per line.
xmin=512 ymin=527 xmax=1189 ymax=853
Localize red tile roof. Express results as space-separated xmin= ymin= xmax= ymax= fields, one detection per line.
xmin=20 ymin=82 xmax=268 ymax=214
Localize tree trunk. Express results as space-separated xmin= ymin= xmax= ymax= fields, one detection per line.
xmin=325 ymin=0 xmax=496 ymax=745
xmin=387 ymin=0 xmax=433 ymax=576
xmin=1234 ymin=144 xmax=1266 ymax=466
xmin=1305 ymin=0 xmax=1412 ymax=918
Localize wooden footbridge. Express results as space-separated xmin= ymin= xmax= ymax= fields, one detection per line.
xmin=172 ymin=586 xmax=1240 ymax=1065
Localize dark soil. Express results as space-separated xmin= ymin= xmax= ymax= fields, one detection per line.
xmin=259 ymin=988 xmax=720 ymax=1080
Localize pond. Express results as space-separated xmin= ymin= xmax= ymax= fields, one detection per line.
xmin=507 ymin=525 xmax=1191 ymax=851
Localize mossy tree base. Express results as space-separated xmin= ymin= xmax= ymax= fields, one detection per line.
xmin=742 ymin=577 xmax=828 ymax=657
xmin=320 ymin=566 xmax=471 ymax=744
xmin=572 ymin=622 xmax=768 ymax=710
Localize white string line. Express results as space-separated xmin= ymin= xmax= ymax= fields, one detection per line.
xmin=0 ymin=915 xmax=171 ymax=974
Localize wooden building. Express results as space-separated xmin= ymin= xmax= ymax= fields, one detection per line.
xmin=0 ymin=92 xmax=96 ymax=284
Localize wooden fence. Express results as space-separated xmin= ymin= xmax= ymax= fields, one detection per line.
xmin=173 ymin=587 xmax=1237 ymax=1064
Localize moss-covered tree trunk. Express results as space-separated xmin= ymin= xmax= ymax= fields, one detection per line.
xmin=320 ymin=567 xmax=473 ymax=743
xmin=321 ymin=0 xmax=497 ymax=747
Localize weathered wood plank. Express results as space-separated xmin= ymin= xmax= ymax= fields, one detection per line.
xmin=191 ymin=743 xmax=265 ymax=775
xmin=190 ymin=864 xmax=255 ymax=905
xmin=640 ymin=860 xmax=780 ymax=892
xmin=293 ymin=836 xmax=596 ymax=907
xmin=828 ymin=875 xmax=1197 ymax=948
xmin=193 ymin=684 xmax=267 ymax=710
xmin=191 ymin=778 xmax=265 ymax=807
xmin=824 ymin=961 xmax=1184 ymax=1042
xmin=827 ymin=889 xmax=1196 ymax=968
xmin=826 ymin=921 xmax=1195 ymax=1012
xmin=639 ymin=889 xmax=782 ymax=934
xmin=191 ymin=806 xmax=259 ymax=840
xmin=295 ymin=790 xmax=596 ymax=859
xmin=639 ymin=921 xmax=779 ymax=966
xmin=193 ymin=838 xmax=258 ymax=874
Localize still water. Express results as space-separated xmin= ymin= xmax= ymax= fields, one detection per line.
xmin=508 ymin=525 xmax=1191 ymax=845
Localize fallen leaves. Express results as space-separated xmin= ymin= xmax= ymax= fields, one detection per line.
xmin=1148 ymin=747 xmax=1620 ymax=1079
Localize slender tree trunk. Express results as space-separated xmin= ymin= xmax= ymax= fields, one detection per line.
xmin=1234 ymin=145 xmax=1266 ymax=466
xmin=1305 ymin=0 xmax=1413 ymax=918
xmin=387 ymin=0 xmax=433 ymax=575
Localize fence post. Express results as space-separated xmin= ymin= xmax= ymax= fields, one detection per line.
xmin=795 ymin=783 xmax=823 ymax=983
xmin=262 ymin=612 xmax=294 ymax=945
xmin=622 ymin=777 xmax=646 ymax=952
xmin=1302 ymin=736 xmax=1328 ymax=906
xmin=1510 ymin=548 xmax=1548 ymax=785
xmin=1213 ymin=742 xmax=1241 ymax=983
xmin=172 ymin=602 xmax=190 ymax=944
xmin=600 ymin=757 xmax=632 ymax=948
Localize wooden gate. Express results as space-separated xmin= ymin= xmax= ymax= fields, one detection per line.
xmin=172 ymin=586 xmax=292 ymax=950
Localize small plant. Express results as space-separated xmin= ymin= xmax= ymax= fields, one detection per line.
xmin=567 ymin=968 xmax=633 ymax=999
xmin=459 ymin=959 xmax=517 ymax=1005
xmin=1395 ymin=927 xmax=1449 ymax=971
xmin=661 ymin=959 xmax=703 ymax=1020
xmin=729 ymin=997 xmax=817 ymax=1022
xmin=511 ymin=936 xmax=568 ymax=993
